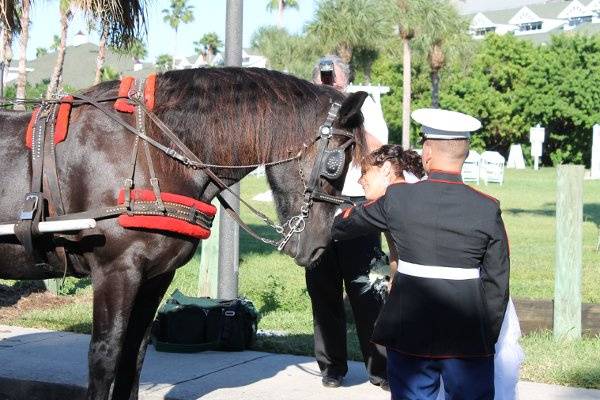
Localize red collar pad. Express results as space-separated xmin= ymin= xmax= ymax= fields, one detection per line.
xmin=114 ymin=74 xmax=157 ymax=113
xmin=117 ymin=189 xmax=217 ymax=240
xmin=25 ymin=95 xmax=73 ymax=149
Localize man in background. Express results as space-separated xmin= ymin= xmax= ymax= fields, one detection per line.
xmin=307 ymin=55 xmax=389 ymax=390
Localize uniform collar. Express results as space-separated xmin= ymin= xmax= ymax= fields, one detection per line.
xmin=428 ymin=169 xmax=463 ymax=183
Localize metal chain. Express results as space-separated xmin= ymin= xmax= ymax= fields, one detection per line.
xmin=273 ymin=153 xmax=314 ymax=251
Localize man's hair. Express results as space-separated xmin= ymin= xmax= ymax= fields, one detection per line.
xmin=428 ymin=139 xmax=470 ymax=162
xmin=311 ymin=54 xmax=352 ymax=85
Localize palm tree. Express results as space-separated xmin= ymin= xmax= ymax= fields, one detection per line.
xmin=194 ymin=32 xmax=222 ymax=65
xmin=307 ymin=0 xmax=392 ymax=65
xmin=129 ymin=39 xmax=147 ymax=63
xmin=155 ymin=54 xmax=173 ymax=72
xmin=15 ymin=0 xmax=31 ymax=110
xmin=115 ymin=37 xmax=147 ymax=62
xmin=417 ymin=0 xmax=468 ymax=108
xmin=389 ymin=0 xmax=430 ymax=150
xmin=35 ymin=47 xmax=48 ymax=58
xmin=2 ymin=0 xmax=148 ymax=48
xmin=352 ymin=46 xmax=379 ymax=83
xmin=47 ymin=0 xmax=73 ymax=98
xmin=94 ymin=22 xmax=109 ymax=85
xmin=266 ymin=0 xmax=299 ymax=29
xmin=162 ymin=0 xmax=194 ymax=63
xmin=251 ymin=25 xmax=322 ymax=78
xmin=99 ymin=65 xmax=119 ymax=81
xmin=50 ymin=34 xmax=61 ymax=52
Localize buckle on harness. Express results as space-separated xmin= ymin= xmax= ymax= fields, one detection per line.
xmin=20 ymin=193 xmax=40 ymax=220
xmin=319 ymin=125 xmax=332 ymax=138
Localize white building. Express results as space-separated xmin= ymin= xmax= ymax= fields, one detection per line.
xmin=467 ymin=0 xmax=600 ymax=42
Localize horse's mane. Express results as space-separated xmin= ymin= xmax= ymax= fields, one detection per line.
xmin=85 ymin=67 xmax=367 ymax=169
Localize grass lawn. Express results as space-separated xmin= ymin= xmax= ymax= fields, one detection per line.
xmin=2 ymin=167 xmax=600 ymax=389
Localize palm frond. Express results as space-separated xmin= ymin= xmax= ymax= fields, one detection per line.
xmin=72 ymin=0 xmax=147 ymax=47
xmin=0 ymin=0 xmax=21 ymax=32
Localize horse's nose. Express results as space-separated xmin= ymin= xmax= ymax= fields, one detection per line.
xmin=295 ymin=246 xmax=327 ymax=268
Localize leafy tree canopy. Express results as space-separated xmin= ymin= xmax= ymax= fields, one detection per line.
xmin=155 ymin=54 xmax=173 ymax=72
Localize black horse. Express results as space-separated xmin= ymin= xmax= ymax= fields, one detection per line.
xmin=0 ymin=67 xmax=368 ymax=400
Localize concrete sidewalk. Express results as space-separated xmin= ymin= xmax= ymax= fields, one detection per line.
xmin=1 ymin=325 xmax=599 ymax=400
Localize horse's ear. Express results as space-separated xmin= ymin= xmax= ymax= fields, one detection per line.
xmin=337 ymin=91 xmax=369 ymax=129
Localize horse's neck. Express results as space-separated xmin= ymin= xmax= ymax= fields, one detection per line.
xmin=195 ymin=167 xmax=255 ymax=204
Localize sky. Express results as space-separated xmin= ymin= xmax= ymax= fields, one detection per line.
xmin=18 ymin=0 xmax=317 ymax=62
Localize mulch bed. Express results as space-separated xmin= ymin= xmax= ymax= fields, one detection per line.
xmin=0 ymin=282 xmax=76 ymax=322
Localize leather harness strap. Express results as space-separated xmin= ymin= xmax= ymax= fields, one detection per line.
xmin=14 ymin=103 xmax=52 ymax=265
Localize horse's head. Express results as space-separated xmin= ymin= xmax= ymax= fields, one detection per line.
xmin=267 ymin=90 xmax=369 ymax=267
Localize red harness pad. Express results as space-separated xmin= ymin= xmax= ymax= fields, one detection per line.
xmin=117 ymin=189 xmax=217 ymax=240
xmin=25 ymin=96 xmax=73 ymax=149
xmin=114 ymin=74 xmax=157 ymax=113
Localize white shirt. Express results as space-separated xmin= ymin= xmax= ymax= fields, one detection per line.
xmin=341 ymin=95 xmax=389 ymax=196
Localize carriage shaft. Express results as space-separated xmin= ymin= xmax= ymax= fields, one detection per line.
xmin=0 ymin=218 xmax=96 ymax=236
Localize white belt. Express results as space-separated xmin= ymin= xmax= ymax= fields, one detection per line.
xmin=397 ymin=260 xmax=480 ymax=280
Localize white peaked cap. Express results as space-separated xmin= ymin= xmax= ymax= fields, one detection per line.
xmin=411 ymin=108 xmax=482 ymax=139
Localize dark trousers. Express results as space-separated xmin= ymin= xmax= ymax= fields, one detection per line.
xmin=305 ymin=228 xmax=387 ymax=381
xmin=387 ymin=349 xmax=494 ymax=400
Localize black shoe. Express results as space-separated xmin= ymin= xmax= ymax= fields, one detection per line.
xmin=370 ymin=377 xmax=390 ymax=392
xmin=322 ymin=374 xmax=343 ymax=388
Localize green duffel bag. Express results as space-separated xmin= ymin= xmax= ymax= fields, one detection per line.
xmin=151 ymin=289 xmax=260 ymax=353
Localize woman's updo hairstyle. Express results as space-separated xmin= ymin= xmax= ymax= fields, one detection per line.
xmin=362 ymin=144 xmax=425 ymax=179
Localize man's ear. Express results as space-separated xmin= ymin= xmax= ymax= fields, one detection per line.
xmin=421 ymin=142 xmax=432 ymax=168
xmin=337 ymin=91 xmax=368 ymax=129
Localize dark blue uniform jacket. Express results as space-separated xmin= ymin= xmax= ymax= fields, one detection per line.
xmin=332 ymin=170 xmax=510 ymax=358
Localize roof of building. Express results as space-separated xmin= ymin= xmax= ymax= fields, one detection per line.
xmin=468 ymin=0 xmax=597 ymax=25
xmin=520 ymin=20 xmax=600 ymax=43
xmin=10 ymin=42 xmax=155 ymax=89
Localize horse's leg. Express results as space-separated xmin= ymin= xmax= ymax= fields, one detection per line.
xmin=86 ymin=265 xmax=143 ymax=400
xmin=111 ymin=271 xmax=175 ymax=400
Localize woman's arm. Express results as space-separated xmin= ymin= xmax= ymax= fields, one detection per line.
xmin=384 ymin=232 xmax=398 ymax=291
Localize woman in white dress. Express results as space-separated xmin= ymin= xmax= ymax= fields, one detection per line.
xmin=358 ymin=145 xmax=524 ymax=400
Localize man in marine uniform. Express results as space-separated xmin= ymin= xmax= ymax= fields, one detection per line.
xmin=332 ymin=108 xmax=510 ymax=400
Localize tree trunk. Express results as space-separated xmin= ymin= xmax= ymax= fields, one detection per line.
xmin=94 ymin=24 xmax=109 ymax=85
xmin=0 ymin=35 xmax=4 ymax=98
xmin=429 ymin=43 xmax=445 ymax=109
xmin=47 ymin=7 xmax=71 ymax=98
xmin=15 ymin=0 xmax=31 ymax=110
xmin=277 ymin=0 xmax=284 ymax=29
xmin=336 ymin=43 xmax=352 ymax=65
xmin=431 ymin=69 xmax=440 ymax=109
xmin=0 ymin=29 xmax=11 ymax=98
xmin=402 ymin=37 xmax=412 ymax=150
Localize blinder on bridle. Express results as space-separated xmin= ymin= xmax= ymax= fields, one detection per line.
xmin=304 ymin=102 xmax=357 ymax=207
xmin=321 ymin=140 xmax=353 ymax=181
